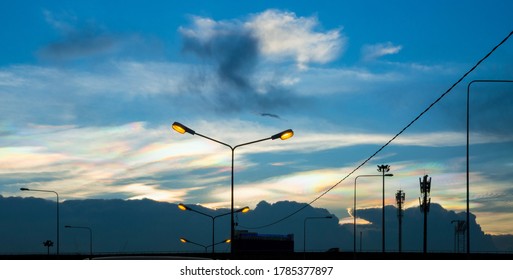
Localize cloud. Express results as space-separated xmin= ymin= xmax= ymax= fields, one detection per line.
xmin=361 ymin=42 xmax=403 ymax=61
xmin=178 ymin=9 xmax=345 ymax=113
xmin=355 ymin=203 xmax=497 ymax=252
xmin=1 ymin=120 xmax=512 ymax=237
xmin=246 ymin=9 xmax=345 ymax=69
xmin=3 ymin=119 xmax=511 ymax=202
xmin=39 ymin=10 xmax=162 ymax=62
xmin=259 ymin=113 xmax=281 ymax=119
xmin=0 ymin=197 xmax=503 ymax=254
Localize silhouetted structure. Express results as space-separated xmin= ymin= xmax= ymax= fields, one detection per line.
xmin=419 ymin=175 xmax=431 ymax=253
xmin=233 ymin=230 xmax=294 ymax=253
xmin=451 ymin=220 xmax=466 ymax=253
xmin=396 ymin=189 xmax=405 ymax=253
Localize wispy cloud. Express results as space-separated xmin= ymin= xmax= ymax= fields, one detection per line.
xmin=39 ymin=10 xmax=162 ymax=62
xmin=2 ymin=118 xmax=511 ymax=201
xmin=361 ymin=42 xmax=403 ymax=61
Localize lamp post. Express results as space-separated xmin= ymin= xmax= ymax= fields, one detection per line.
xmin=353 ymin=174 xmax=393 ymax=255
xmin=178 ymin=203 xmax=249 ymax=254
xmin=172 ymin=122 xmax=293 ymax=253
xmin=466 ymin=79 xmax=513 ymax=254
xmin=20 ymin=187 xmax=60 ymax=255
xmin=65 ymin=225 xmax=93 ymax=258
xmin=303 ymin=216 xmax=332 ymax=254
xmin=377 ymin=164 xmax=391 ymax=253
xmin=180 ymin=237 xmax=231 ymax=253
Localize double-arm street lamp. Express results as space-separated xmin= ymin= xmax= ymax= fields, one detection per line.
xmin=65 ymin=225 xmax=93 ymax=258
xmin=20 ymin=187 xmax=60 ymax=255
xmin=466 ymin=79 xmax=513 ymax=254
xmin=180 ymin=237 xmax=231 ymax=253
xmin=353 ymin=174 xmax=393 ymax=255
xmin=178 ymin=203 xmax=249 ymax=254
xmin=172 ymin=122 xmax=293 ymax=253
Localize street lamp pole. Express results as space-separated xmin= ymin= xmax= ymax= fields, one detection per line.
xmin=466 ymin=79 xmax=513 ymax=254
xmin=20 ymin=187 xmax=60 ymax=255
xmin=65 ymin=225 xmax=93 ymax=258
xmin=353 ymin=174 xmax=393 ymax=255
xmin=377 ymin=164 xmax=391 ymax=253
xmin=180 ymin=238 xmax=208 ymax=253
xmin=178 ymin=203 xmax=249 ymax=254
xmin=172 ymin=122 xmax=293 ymax=254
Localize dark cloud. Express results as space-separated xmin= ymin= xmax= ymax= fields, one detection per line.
xmin=260 ymin=112 xmax=282 ymax=119
xmin=356 ymin=203 xmax=497 ymax=252
xmin=39 ymin=30 xmax=119 ymax=61
xmin=38 ymin=11 xmax=164 ymax=62
xmin=182 ymin=28 xmax=259 ymax=90
xmin=0 ymin=197 xmax=506 ymax=254
xmin=179 ymin=18 xmax=302 ymax=114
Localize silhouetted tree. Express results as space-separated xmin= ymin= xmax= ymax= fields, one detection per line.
xmin=43 ymin=240 xmax=54 ymax=255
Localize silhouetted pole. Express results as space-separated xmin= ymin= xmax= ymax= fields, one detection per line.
xmin=467 ymin=79 xmax=513 ymax=254
xmin=395 ymin=189 xmax=405 ymax=253
xmin=419 ymin=175 xmax=431 ymax=254
xmin=303 ymin=216 xmax=332 ymax=256
xmin=65 ymin=225 xmax=93 ymax=258
xmin=353 ymin=174 xmax=393 ymax=255
xmin=21 ymin=188 xmax=60 ymax=255
xmin=377 ymin=164 xmax=391 ymax=253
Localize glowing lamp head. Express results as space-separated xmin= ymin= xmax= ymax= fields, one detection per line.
xmin=271 ymin=129 xmax=294 ymax=140
xmin=172 ymin=123 xmax=186 ymax=134
xmin=240 ymin=206 xmax=250 ymax=213
xmin=180 ymin=238 xmax=187 ymax=243
xmin=172 ymin=122 xmax=195 ymax=135
xmin=225 ymin=239 xmax=231 ymax=243
xmin=178 ymin=203 xmax=188 ymax=211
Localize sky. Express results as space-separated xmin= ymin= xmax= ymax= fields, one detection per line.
xmin=1 ymin=0 xmax=513 ymax=239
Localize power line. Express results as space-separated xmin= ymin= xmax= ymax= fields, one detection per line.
xmin=240 ymin=29 xmax=513 ymax=230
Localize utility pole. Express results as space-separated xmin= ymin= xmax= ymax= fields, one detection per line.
xmin=395 ymin=189 xmax=405 ymax=253
xmin=419 ymin=175 xmax=431 ymax=254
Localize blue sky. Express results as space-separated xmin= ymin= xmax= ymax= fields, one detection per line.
xmin=1 ymin=0 xmax=513 ymax=235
